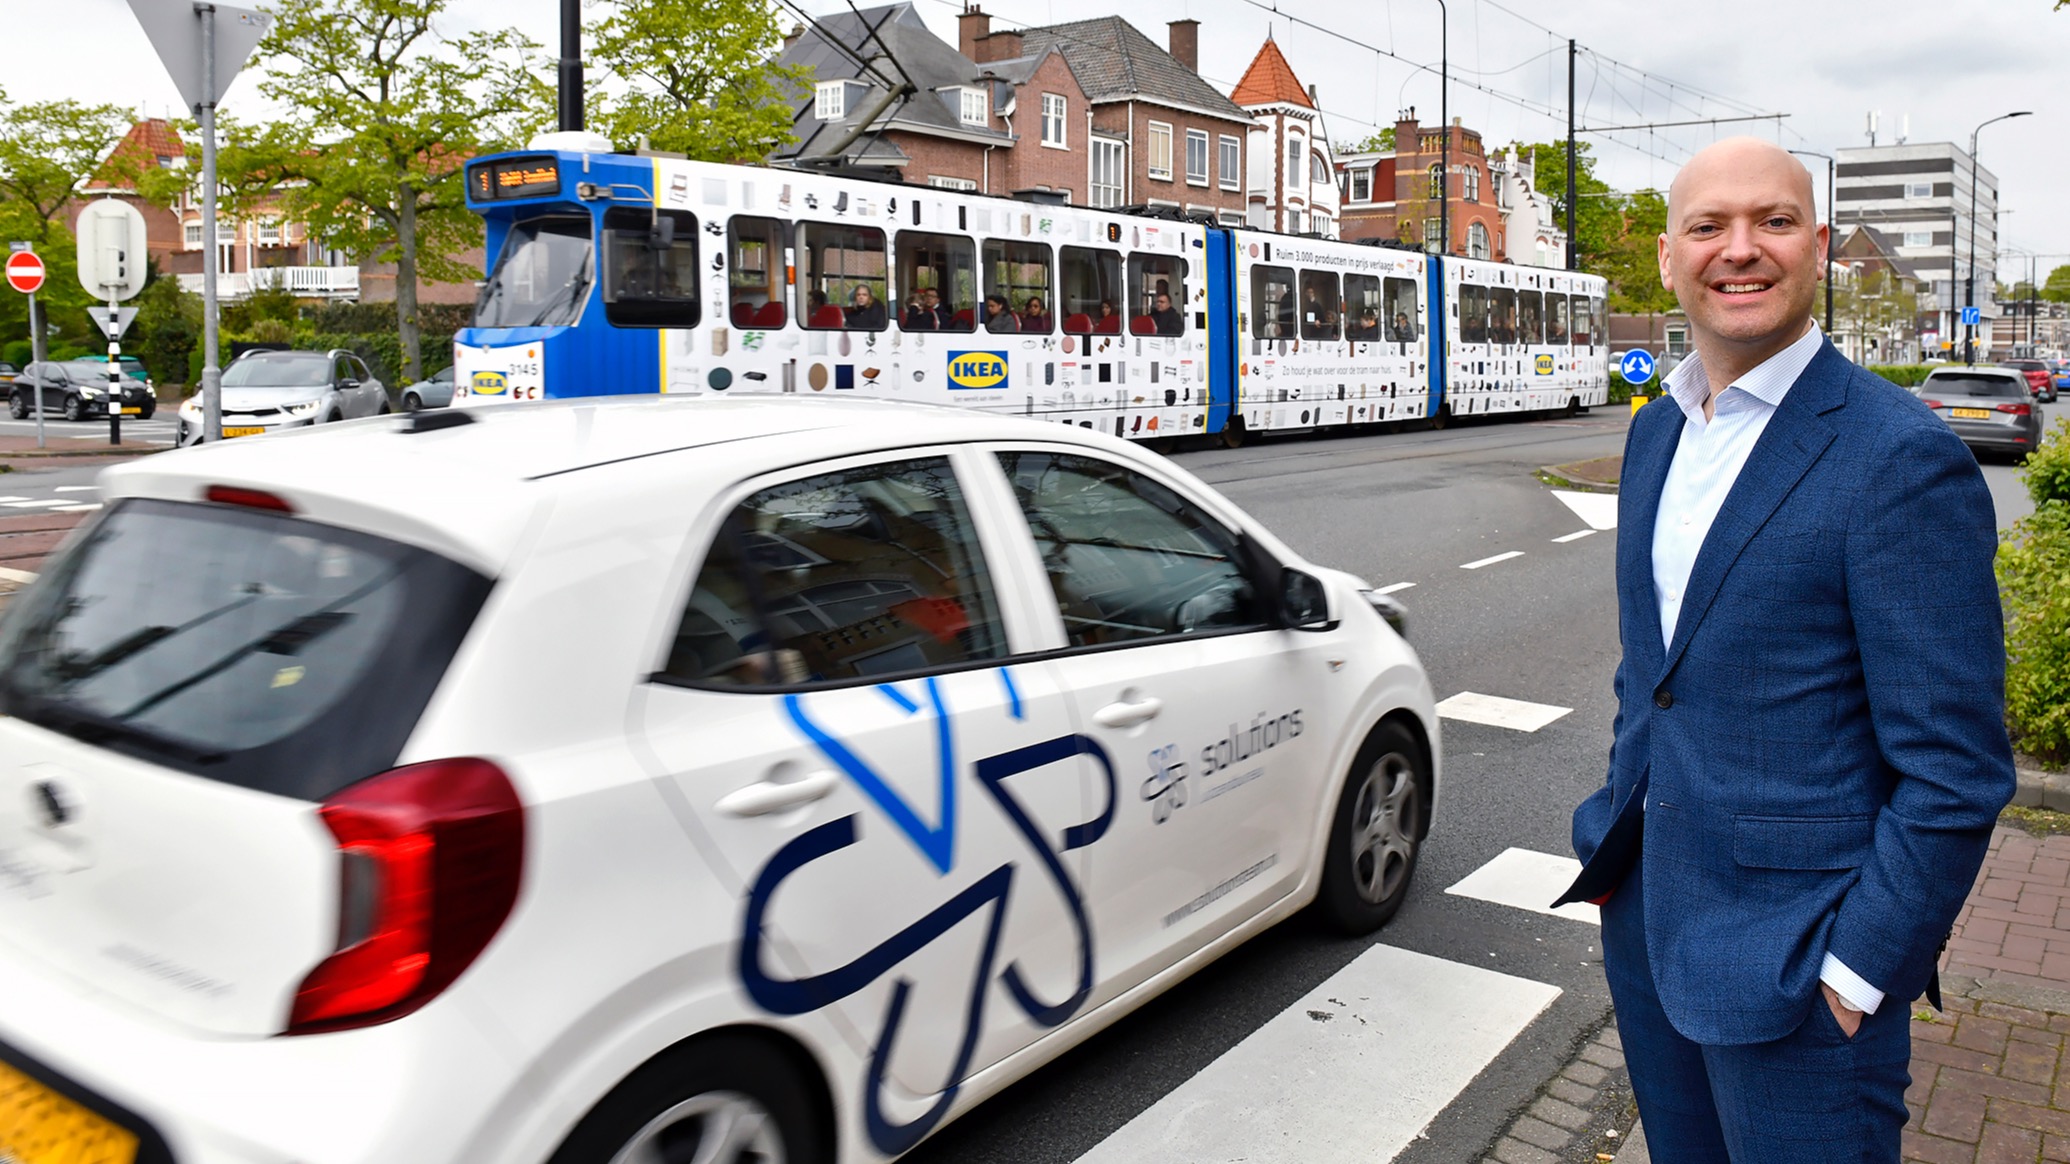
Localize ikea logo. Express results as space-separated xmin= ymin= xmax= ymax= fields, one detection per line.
xmin=472 ymin=371 xmax=509 ymax=395
xmin=946 ymin=352 xmax=1009 ymax=391
xmin=1534 ymin=354 xmax=1555 ymax=376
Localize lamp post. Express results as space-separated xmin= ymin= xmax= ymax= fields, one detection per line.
xmin=1965 ymin=111 xmax=2030 ymax=366
xmin=1788 ymin=149 xmax=1835 ymax=344
xmin=1429 ymin=0 xmax=1448 ymax=257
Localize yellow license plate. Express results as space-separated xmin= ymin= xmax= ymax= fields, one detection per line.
xmin=221 ymin=426 xmax=267 ymax=438
xmin=118 ymin=407 xmax=142 ymax=416
xmin=1949 ymin=407 xmax=1991 ymax=419
xmin=0 ymin=1057 xmax=138 ymax=1164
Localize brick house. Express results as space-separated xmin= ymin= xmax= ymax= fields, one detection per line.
xmin=1336 ymin=109 xmax=1505 ymax=259
xmin=1014 ymin=15 xmax=1252 ymax=221
xmin=1230 ymin=36 xmax=1340 ymax=237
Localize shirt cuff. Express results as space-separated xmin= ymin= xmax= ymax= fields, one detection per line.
xmin=1820 ymin=953 xmax=1885 ymax=1015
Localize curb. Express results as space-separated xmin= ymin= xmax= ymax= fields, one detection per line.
xmin=2012 ymin=765 xmax=2070 ymax=812
xmin=1478 ymin=1015 xmax=1638 ymax=1164
xmin=0 ymin=447 xmax=168 ymax=460
xmin=1536 ymin=466 xmax=1619 ymax=495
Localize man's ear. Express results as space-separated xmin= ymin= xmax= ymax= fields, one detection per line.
xmin=1657 ymin=233 xmax=1673 ymax=291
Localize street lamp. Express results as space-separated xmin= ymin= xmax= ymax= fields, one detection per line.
xmin=1965 ymin=110 xmax=2030 ymax=366
xmin=1788 ymin=149 xmax=1835 ymax=343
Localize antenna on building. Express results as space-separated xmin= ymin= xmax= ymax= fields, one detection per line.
xmin=1866 ymin=110 xmax=1878 ymax=148
xmin=1897 ymin=114 xmax=1909 ymax=145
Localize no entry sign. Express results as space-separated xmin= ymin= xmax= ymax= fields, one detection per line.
xmin=5 ymin=251 xmax=45 ymax=295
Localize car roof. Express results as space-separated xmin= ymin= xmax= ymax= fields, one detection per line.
xmin=97 ymin=396 xmax=1156 ymax=576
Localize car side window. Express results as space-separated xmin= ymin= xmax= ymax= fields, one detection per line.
xmin=661 ymin=457 xmax=1008 ymax=688
xmin=996 ymin=451 xmax=1264 ymax=648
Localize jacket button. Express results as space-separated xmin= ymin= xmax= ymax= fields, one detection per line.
xmin=1654 ymin=690 xmax=1674 ymax=709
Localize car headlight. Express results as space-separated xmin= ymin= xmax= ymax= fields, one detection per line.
xmin=284 ymin=400 xmax=323 ymax=417
xmin=79 ymin=387 xmax=98 ymax=399
xmin=179 ymin=396 xmax=201 ymax=417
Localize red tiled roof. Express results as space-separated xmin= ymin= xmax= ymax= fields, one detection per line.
xmin=1230 ymin=37 xmax=1313 ymax=109
xmin=85 ymin=119 xmax=187 ymax=191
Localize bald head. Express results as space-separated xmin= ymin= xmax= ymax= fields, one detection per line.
xmin=1667 ymin=137 xmax=1817 ymax=232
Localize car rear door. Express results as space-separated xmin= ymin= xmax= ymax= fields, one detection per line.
xmin=633 ymin=446 xmax=1101 ymax=1157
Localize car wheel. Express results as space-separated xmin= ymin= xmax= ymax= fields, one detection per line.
xmin=403 ymin=393 xmax=422 ymax=412
xmin=62 ymin=395 xmax=84 ymax=422
xmin=7 ymin=393 xmax=24 ymax=420
xmin=325 ymin=411 xmax=342 ymax=424
xmin=548 ymin=1034 xmax=829 ymax=1164
xmin=139 ymin=405 xmax=155 ymax=421
xmin=1316 ymin=719 xmax=1428 ymax=935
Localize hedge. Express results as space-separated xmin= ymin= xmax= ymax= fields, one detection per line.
xmin=2000 ymin=417 xmax=2070 ymax=767
xmin=185 ymin=328 xmax=460 ymax=388
xmin=1868 ymin=365 xmax=1938 ymax=388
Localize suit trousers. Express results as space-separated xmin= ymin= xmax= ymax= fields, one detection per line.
xmin=1602 ymin=856 xmax=1913 ymax=1162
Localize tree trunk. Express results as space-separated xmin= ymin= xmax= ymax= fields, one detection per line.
xmin=395 ymin=183 xmax=422 ymax=384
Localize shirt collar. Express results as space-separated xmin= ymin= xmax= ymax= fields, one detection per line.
xmin=1662 ymin=321 xmax=1825 ymax=423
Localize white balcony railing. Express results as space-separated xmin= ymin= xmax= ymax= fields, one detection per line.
xmin=176 ymin=265 xmax=360 ymax=300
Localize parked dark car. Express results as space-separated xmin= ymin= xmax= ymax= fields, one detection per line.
xmin=7 ymin=360 xmax=156 ymax=422
xmin=0 ymin=361 xmax=18 ymax=389
xmin=1918 ymin=367 xmax=2043 ymax=459
xmin=2004 ymin=358 xmax=2057 ymax=403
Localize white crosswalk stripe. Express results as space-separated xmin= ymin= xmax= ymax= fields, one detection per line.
xmin=1435 ymin=692 xmax=1573 ymax=732
xmin=1551 ymin=490 xmax=1619 ymax=531
xmin=1445 ymin=848 xmax=1600 ymax=925
xmin=1071 ymin=944 xmax=1561 ymax=1164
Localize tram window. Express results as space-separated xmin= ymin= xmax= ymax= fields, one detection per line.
xmin=896 ymin=230 xmax=975 ymax=333
xmin=1060 ymin=246 xmax=1124 ymax=334
xmin=1343 ymin=274 xmax=1381 ymax=341
xmin=1127 ymin=254 xmax=1186 ymax=335
xmin=1299 ymin=270 xmax=1340 ymax=341
xmin=1547 ymin=293 xmax=1569 ymax=347
xmin=798 ymin=223 xmax=888 ymax=331
xmin=601 ymin=208 xmax=700 ymax=329
xmin=474 ymin=215 xmax=592 ymax=329
xmin=1489 ymin=287 xmax=1518 ymax=345
xmin=1570 ymin=295 xmax=1592 ymax=346
xmin=1383 ymin=277 xmax=1419 ymax=342
xmin=983 ymin=240 xmax=1053 ymax=333
xmin=1459 ymin=284 xmax=1488 ymax=344
xmin=1251 ymin=265 xmax=1295 ymax=338
xmin=1519 ymin=291 xmax=1543 ymax=346
xmin=1593 ymin=297 xmax=1607 ymax=349
xmin=728 ymin=216 xmax=787 ymax=329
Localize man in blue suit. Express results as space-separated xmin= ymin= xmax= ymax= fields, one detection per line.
xmin=1555 ymin=137 xmax=2015 ymax=1160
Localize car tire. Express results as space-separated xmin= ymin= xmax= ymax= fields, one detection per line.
xmin=139 ymin=405 xmax=155 ymax=420
xmin=62 ymin=395 xmax=84 ymax=422
xmin=325 ymin=411 xmax=342 ymax=425
xmin=1315 ymin=719 xmax=1428 ymax=935
xmin=7 ymin=393 xmax=24 ymax=420
xmin=403 ymin=393 xmax=422 ymax=412
xmin=547 ymin=1033 xmax=830 ymax=1164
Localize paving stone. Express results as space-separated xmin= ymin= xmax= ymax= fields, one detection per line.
xmin=1491 ymin=1136 xmax=1561 ymax=1164
xmin=1903 ymin=1127 xmax=1983 ymax=1164
xmin=1920 ymin=1087 xmax=1987 ymax=1141
xmin=1545 ymin=1077 xmax=1594 ymax=1107
xmin=1561 ymin=1061 xmax=1610 ymax=1088
xmin=1578 ymin=1043 xmax=1625 ymax=1070
xmin=1979 ymin=1122 xmax=2045 ymax=1164
xmin=1527 ymin=1095 xmax=1590 ymax=1131
xmin=1506 ymin=1115 xmax=1570 ymax=1153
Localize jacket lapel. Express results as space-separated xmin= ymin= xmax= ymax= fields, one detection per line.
xmin=1657 ymin=341 xmax=1848 ymax=682
xmin=1620 ymin=401 xmax=1679 ymax=674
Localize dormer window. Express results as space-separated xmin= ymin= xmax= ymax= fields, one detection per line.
xmin=960 ymin=87 xmax=989 ymax=126
xmin=815 ymin=81 xmax=847 ymax=120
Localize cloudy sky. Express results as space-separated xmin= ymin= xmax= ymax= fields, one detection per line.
xmin=15 ymin=0 xmax=2067 ymax=273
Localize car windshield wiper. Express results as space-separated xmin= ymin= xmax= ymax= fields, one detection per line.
xmin=521 ymin=258 xmax=593 ymax=328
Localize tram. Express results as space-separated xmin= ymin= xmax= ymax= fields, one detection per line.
xmin=452 ymin=133 xmax=1609 ymax=443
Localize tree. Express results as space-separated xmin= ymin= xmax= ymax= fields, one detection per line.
xmin=1519 ymin=140 xmax=1622 ymax=269
xmin=2043 ymin=264 xmax=2070 ymax=304
xmin=1347 ymin=127 xmax=1395 ymax=154
xmin=231 ymin=0 xmax=552 ymax=381
xmin=585 ymin=0 xmax=807 ymax=162
xmin=0 ymin=90 xmax=138 ymax=351
xmin=1598 ymin=189 xmax=1676 ymax=316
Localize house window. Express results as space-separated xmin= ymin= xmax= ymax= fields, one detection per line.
xmin=1311 ymin=213 xmax=1331 ymax=237
xmin=257 ymin=220 xmax=281 ymax=245
xmin=1665 ymin=325 xmax=1688 ymax=356
xmin=1428 ymin=164 xmax=1444 ymax=200
xmin=1286 ymin=134 xmax=1302 ymax=189
xmin=1464 ymin=165 xmax=1480 ymax=203
xmin=1347 ymin=167 xmax=1372 ymax=203
xmin=1906 ymin=182 xmax=1932 ymax=200
xmin=1218 ymin=135 xmax=1240 ymax=190
xmin=1468 ymin=221 xmax=1489 ymax=259
xmin=815 ymin=81 xmax=846 ymax=120
xmin=1186 ymin=130 xmax=1209 ymax=186
xmin=1903 ymin=229 xmax=1933 ymax=248
xmin=1091 ymin=139 xmax=1126 ymax=207
xmin=1289 ymin=209 xmax=1304 ymax=234
xmin=1041 ymin=94 xmax=1067 ymax=147
xmin=1147 ymin=122 xmax=1173 ymax=181
xmin=1423 ymin=218 xmax=1442 ymax=253
xmin=1311 ymin=152 xmax=1329 ymax=184
xmin=926 ymin=176 xmax=979 ymax=191
xmin=960 ymin=88 xmax=988 ymax=126
xmin=183 ymin=222 xmax=202 ymax=248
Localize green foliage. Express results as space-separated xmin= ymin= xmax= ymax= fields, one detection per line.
xmin=306 ymin=300 xmax=471 ymax=335
xmin=1347 ymin=127 xmax=1394 ymax=154
xmin=132 ymin=276 xmax=201 ymax=387
xmin=2022 ymin=417 xmax=2070 ymax=508
xmin=2 ymin=340 xmax=28 ymax=366
xmin=0 ymin=90 xmax=140 ymax=354
xmin=585 ymin=0 xmax=805 ymax=162
xmin=2044 ymin=264 xmax=2070 ymax=305
xmin=1999 ymin=478 xmax=2070 ymax=765
xmin=229 ymin=0 xmax=552 ymax=380
xmin=1867 ymin=364 xmax=1938 ymax=387
xmin=222 ymin=284 xmax=302 ymax=332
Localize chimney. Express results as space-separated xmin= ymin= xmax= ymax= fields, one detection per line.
xmin=783 ymin=22 xmax=805 ymax=49
xmin=959 ymin=5 xmax=992 ymax=61
xmin=1307 ymin=83 xmax=1319 ymax=108
xmin=1167 ymin=19 xmax=1199 ymax=71
xmin=974 ymin=29 xmax=1024 ymax=64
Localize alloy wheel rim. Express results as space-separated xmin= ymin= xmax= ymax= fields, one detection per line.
xmin=1349 ymin=752 xmax=1418 ymax=905
xmin=608 ymin=1091 xmax=786 ymax=1164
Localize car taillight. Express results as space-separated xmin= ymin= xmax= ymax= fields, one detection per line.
xmin=1920 ymin=398 xmax=1942 ymax=410
xmin=1998 ymin=402 xmax=2033 ymax=415
xmin=287 ymin=758 xmax=524 ymax=1035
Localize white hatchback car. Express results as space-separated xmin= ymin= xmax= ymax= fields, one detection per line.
xmin=0 ymin=396 xmax=1438 ymax=1164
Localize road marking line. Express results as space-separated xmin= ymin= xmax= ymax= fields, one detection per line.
xmin=1070 ymin=945 xmax=1561 ymax=1164
xmin=1460 ymin=551 xmax=1524 ymax=570
xmin=52 ymin=504 xmax=102 ymax=513
xmin=1435 ymin=691 xmax=1573 ymax=732
xmin=1446 ymin=847 xmax=1600 ymax=925
xmin=0 ymin=497 xmax=24 ymax=504
xmin=1551 ymin=490 xmax=1619 ymax=530
xmin=53 ymin=486 xmax=99 ymax=493
xmin=2 ymin=500 xmax=73 ymax=509
xmin=0 ymin=567 xmax=36 ymax=584
xmin=1373 ymin=581 xmax=1417 ymax=595
xmin=1552 ymin=529 xmax=1597 ymax=543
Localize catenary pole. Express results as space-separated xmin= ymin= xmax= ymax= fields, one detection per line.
xmin=1566 ymin=38 xmax=1576 ymax=271
xmin=199 ymin=2 xmax=223 ymax=442
xmin=559 ymin=0 xmax=583 ymax=131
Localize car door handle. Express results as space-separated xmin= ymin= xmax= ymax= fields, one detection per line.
xmin=716 ymin=769 xmax=840 ymax=817
xmin=1093 ymin=695 xmax=1164 ymax=728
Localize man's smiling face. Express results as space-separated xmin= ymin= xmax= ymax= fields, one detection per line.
xmin=1659 ymin=138 xmax=1827 ymax=358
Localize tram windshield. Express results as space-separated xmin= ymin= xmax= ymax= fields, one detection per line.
xmin=475 ymin=216 xmax=593 ymax=329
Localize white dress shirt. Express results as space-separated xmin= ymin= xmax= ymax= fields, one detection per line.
xmin=1651 ymin=323 xmax=1884 ymax=1017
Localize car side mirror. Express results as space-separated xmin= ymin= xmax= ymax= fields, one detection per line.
xmin=338 ymin=378 xmax=360 ymax=392
xmin=1280 ymin=568 xmax=1334 ymax=631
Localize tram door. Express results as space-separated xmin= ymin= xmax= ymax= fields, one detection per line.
xmin=1203 ymin=228 xmax=1237 ymax=438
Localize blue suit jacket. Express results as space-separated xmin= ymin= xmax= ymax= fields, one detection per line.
xmin=1557 ymin=341 xmax=2015 ymax=1045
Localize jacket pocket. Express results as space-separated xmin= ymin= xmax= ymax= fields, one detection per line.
xmin=1732 ymin=814 xmax=1875 ymax=871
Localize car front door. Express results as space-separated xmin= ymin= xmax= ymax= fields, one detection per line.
xmin=991 ymin=446 xmax=1330 ymax=1004
xmin=634 ymin=448 xmax=1103 ymax=1158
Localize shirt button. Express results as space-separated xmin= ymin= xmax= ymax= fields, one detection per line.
xmin=1655 ymin=690 xmax=1674 ymax=710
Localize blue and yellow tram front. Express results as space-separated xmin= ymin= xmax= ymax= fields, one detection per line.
xmin=452 ymin=145 xmax=671 ymax=405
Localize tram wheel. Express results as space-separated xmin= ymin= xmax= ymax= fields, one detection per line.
xmin=1428 ymin=406 xmax=1451 ymax=431
xmin=1219 ymin=418 xmax=1248 ymax=449
xmin=1562 ymin=395 xmax=1580 ymax=418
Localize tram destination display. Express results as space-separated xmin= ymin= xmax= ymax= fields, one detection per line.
xmin=469 ymin=156 xmax=561 ymax=201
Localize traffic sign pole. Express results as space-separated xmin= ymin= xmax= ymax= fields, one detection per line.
xmin=5 ymin=247 xmax=46 ymax=448
xmin=200 ymin=2 xmax=222 ymax=443
xmin=107 ymin=293 xmax=122 ymax=446
xmin=28 ymin=291 xmax=44 ymax=449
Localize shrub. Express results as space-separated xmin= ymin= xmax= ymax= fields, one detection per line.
xmin=1867 ymin=364 xmax=1937 ymax=388
xmin=2 ymin=340 xmax=28 ymax=367
xmin=2001 ymin=420 xmax=2070 ymax=767
xmin=2021 ymin=417 xmax=2070 ymax=508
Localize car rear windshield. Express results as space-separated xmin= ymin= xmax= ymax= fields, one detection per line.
xmin=223 ymin=355 xmax=333 ymax=388
xmin=0 ymin=499 xmax=493 ymax=801
xmin=1923 ymin=373 xmax=2027 ymax=398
